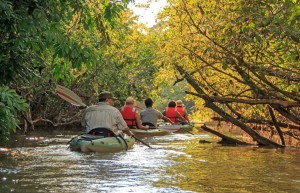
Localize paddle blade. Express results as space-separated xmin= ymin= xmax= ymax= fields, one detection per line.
xmin=55 ymin=85 xmax=86 ymax=107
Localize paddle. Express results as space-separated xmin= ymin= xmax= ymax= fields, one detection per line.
xmin=55 ymin=85 xmax=152 ymax=148
xmin=55 ymin=85 xmax=87 ymax=107
xmin=180 ymin=127 xmax=194 ymax=135
xmin=132 ymin=136 xmax=152 ymax=148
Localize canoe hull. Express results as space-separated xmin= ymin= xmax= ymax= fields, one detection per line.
xmin=176 ymin=125 xmax=194 ymax=132
xmin=69 ymin=135 xmax=135 ymax=153
xmin=157 ymin=124 xmax=194 ymax=133
xmin=130 ymin=124 xmax=194 ymax=136
xmin=130 ymin=128 xmax=169 ymax=137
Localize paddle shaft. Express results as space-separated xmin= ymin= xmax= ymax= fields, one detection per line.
xmin=181 ymin=127 xmax=194 ymax=135
xmin=132 ymin=136 xmax=152 ymax=148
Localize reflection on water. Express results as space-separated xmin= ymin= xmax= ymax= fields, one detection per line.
xmin=0 ymin=129 xmax=299 ymax=193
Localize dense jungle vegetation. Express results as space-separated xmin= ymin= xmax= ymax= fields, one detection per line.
xmin=1 ymin=0 xmax=299 ymax=147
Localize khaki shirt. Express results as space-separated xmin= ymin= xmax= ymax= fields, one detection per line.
xmin=81 ymin=102 xmax=128 ymax=134
xmin=140 ymin=107 xmax=163 ymax=126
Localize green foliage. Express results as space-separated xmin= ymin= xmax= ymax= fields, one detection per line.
xmin=0 ymin=86 xmax=29 ymax=142
xmin=0 ymin=0 xmax=133 ymax=86
xmin=0 ymin=0 xmax=140 ymax=137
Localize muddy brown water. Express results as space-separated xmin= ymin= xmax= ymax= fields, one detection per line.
xmin=0 ymin=128 xmax=299 ymax=193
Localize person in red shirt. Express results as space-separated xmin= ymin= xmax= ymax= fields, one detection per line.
xmin=176 ymin=100 xmax=190 ymax=124
xmin=120 ymin=97 xmax=149 ymax=130
xmin=163 ymin=101 xmax=188 ymax=124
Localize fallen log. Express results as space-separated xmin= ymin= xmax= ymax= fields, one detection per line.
xmin=200 ymin=125 xmax=252 ymax=145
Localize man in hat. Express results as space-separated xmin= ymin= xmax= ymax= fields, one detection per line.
xmin=176 ymin=100 xmax=190 ymax=124
xmin=120 ymin=97 xmax=149 ymax=130
xmin=81 ymin=91 xmax=134 ymax=136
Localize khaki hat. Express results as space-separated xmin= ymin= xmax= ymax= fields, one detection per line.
xmin=99 ymin=91 xmax=117 ymax=101
xmin=176 ymin=100 xmax=184 ymax=106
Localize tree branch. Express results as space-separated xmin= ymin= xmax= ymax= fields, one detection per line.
xmin=186 ymin=91 xmax=300 ymax=107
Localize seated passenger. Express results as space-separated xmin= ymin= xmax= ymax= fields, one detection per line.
xmin=163 ymin=100 xmax=188 ymax=124
xmin=81 ymin=91 xmax=134 ymax=136
xmin=140 ymin=98 xmax=175 ymax=127
xmin=120 ymin=97 xmax=149 ymax=130
xmin=176 ymin=100 xmax=190 ymax=124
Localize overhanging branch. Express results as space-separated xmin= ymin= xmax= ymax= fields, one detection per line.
xmin=186 ymin=91 xmax=300 ymax=107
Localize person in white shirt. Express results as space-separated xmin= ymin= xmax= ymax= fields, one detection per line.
xmin=81 ymin=91 xmax=134 ymax=137
xmin=140 ymin=98 xmax=175 ymax=127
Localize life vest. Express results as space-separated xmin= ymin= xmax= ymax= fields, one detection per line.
xmin=165 ymin=107 xmax=178 ymax=123
xmin=177 ymin=106 xmax=187 ymax=119
xmin=120 ymin=106 xmax=137 ymax=128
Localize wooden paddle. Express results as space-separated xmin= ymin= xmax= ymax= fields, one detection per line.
xmin=55 ymin=85 xmax=152 ymax=148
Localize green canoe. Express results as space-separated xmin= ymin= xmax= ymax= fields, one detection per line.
xmin=130 ymin=128 xmax=169 ymax=137
xmin=176 ymin=124 xmax=194 ymax=133
xmin=69 ymin=134 xmax=135 ymax=153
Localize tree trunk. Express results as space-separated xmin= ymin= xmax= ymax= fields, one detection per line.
xmin=268 ymin=105 xmax=285 ymax=146
xmin=176 ymin=64 xmax=284 ymax=147
xmin=200 ymin=125 xmax=251 ymax=145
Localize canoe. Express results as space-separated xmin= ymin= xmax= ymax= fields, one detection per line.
xmin=68 ymin=134 xmax=135 ymax=153
xmin=176 ymin=124 xmax=194 ymax=133
xmin=130 ymin=124 xmax=194 ymax=137
xmin=130 ymin=128 xmax=169 ymax=137
xmin=130 ymin=125 xmax=184 ymax=137
xmin=159 ymin=124 xmax=182 ymax=132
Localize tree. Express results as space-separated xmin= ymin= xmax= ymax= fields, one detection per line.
xmin=0 ymin=86 xmax=28 ymax=142
xmin=156 ymin=0 xmax=300 ymax=146
xmin=0 ymin=0 xmax=137 ymax=139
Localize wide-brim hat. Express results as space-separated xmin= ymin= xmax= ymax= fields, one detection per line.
xmin=99 ymin=91 xmax=118 ymax=100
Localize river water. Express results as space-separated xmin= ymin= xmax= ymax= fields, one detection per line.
xmin=0 ymin=128 xmax=299 ymax=193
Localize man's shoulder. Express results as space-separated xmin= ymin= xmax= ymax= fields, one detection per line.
xmin=141 ymin=108 xmax=149 ymax=112
xmin=86 ymin=103 xmax=118 ymax=111
xmin=148 ymin=108 xmax=162 ymax=115
xmin=106 ymin=105 xmax=119 ymax=111
xmin=141 ymin=108 xmax=153 ymax=112
xmin=85 ymin=105 xmax=99 ymax=111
